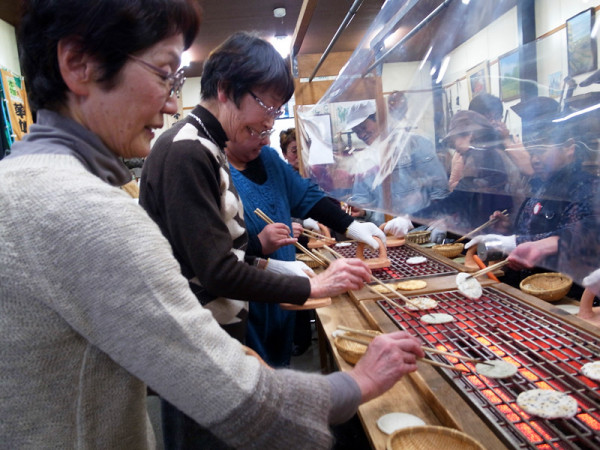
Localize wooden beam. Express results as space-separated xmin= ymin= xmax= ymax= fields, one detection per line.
xmin=290 ymin=0 xmax=320 ymax=58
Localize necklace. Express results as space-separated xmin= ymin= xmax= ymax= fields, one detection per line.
xmin=189 ymin=112 xmax=219 ymax=147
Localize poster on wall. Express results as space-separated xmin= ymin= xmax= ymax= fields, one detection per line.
xmin=498 ymin=50 xmax=520 ymax=102
xmin=466 ymin=61 xmax=490 ymax=100
xmin=566 ymin=8 xmax=597 ymax=77
xmin=0 ymin=69 xmax=34 ymax=141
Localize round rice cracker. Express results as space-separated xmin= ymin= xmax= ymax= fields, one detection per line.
xmin=581 ymin=361 xmax=600 ymax=381
xmin=421 ymin=313 xmax=455 ymax=324
xmin=406 ymin=256 xmax=427 ymax=265
xmin=476 ymin=360 xmax=518 ymax=379
xmin=395 ymin=279 xmax=427 ymax=291
xmin=456 ymin=272 xmax=483 ymax=300
xmin=516 ymin=389 xmax=578 ymax=419
xmin=372 ymin=283 xmax=396 ymax=294
xmin=405 ymin=297 xmax=438 ymax=311
xmin=376 ymin=412 xmax=425 ymax=435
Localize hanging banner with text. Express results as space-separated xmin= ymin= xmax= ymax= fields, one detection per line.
xmin=1 ymin=68 xmax=33 ymax=141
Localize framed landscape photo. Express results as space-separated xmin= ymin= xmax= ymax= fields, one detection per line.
xmin=466 ymin=61 xmax=490 ymax=100
xmin=566 ymin=8 xmax=597 ymax=77
xmin=498 ymin=50 xmax=520 ymax=101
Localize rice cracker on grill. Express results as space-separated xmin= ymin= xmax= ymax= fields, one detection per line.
xmin=476 ymin=360 xmax=518 ymax=379
xmin=420 ymin=313 xmax=454 ymax=324
xmin=395 ymin=280 xmax=427 ymax=291
xmin=406 ymin=297 xmax=438 ymax=310
xmin=516 ymin=389 xmax=578 ymax=419
xmin=581 ymin=361 xmax=600 ymax=381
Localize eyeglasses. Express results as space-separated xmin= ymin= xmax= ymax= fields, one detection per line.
xmin=248 ymin=126 xmax=275 ymax=140
xmin=129 ymin=54 xmax=186 ymax=98
xmin=248 ymin=91 xmax=284 ymax=118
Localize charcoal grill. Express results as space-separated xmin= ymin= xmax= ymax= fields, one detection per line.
xmin=377 ymin=286 xmax=600 ymax=449
xmin=332 ymin=242 xmax=457 ymax=281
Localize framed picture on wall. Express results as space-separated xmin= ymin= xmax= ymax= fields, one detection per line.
xmin=466 ymin=61 xmax=490 ymax=100
xmin=566 ymin=8 xmax=597 ymax=77
xmin=498 ymin=50 xmax=520 ymax=101
xmin=548 ymin=71 xmax=562 ymax=98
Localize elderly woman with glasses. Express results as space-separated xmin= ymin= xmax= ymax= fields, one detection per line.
xmin=1 ymin=3 xmax=424 ymax=449
xmin=139 ymin=31 xmax=413 ymax=449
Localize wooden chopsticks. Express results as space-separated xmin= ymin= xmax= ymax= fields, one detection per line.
xmin=455 ymin=210 xmax=509 ymax=243
xmin=320 ymin=245 xmax=421 ymax=319
xmin=464 ymin=259 xmax=510 ymax=280
xmin=301 ymin=228 xmax=336 ymax=244
xmin=254 ymin=208 xmax=328 ymax=267
xmin=337 ymin=325 xmax=487 ymax=365
xmin=334 ymin=326 xmax=469 ymax=372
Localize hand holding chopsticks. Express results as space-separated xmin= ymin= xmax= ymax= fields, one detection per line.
xmin=335 ymin=325 xmax=473 ymax=372
xmin=455 ymin=210 xmax=509 ymax=243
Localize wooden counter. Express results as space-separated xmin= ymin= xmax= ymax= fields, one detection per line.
xmin=316 ymin=293 xmax=508 ymax=450
xmin=316 ymin=275 xmax=600 ymax=450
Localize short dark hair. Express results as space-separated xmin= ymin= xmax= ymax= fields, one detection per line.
xmin=280 ymin=128 xmax=296 ymax=155
xmin=469 ymin=93 xmax=503 ymax=121
xmin=201 ymin=32 xmax=294 ymax=107
xmin=18 ymin=0 xmax=201 ymax=111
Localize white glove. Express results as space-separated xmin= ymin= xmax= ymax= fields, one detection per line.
xmin=464 ymin=234 xmax=517 ymax=254
xmin=346 ymin=220 xmax=386 ymax=250
xmin=302 ymin=218 xmax=320 ymax=232
xmin=265 ymin=259 xmax=314 ymax=278
xmin=427 ymin=224 xmax=447 ymax=244
xmin=384 ymin=216 xmax=414 ymax=237
xmin=583 ymin=268 xmax=600 ymax=296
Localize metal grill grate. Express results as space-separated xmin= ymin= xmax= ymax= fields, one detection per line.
xmin=378 ymin=287 xmax=600 ymax=449
xmin=331 ymin=242 xmax=457 ymax=281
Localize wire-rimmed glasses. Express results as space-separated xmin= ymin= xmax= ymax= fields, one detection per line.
xmin=129 ymin=54 xmax=186 ymax=98
xmin=248 ymin=91 xmax=284 ymax=118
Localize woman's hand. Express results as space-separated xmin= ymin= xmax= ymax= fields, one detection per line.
xmin=384 ymin=216 xmax=414 ymax=237
xmin=309 ymin=258 xmax=371 ymax=298
xmin=507 ymin=236 xmax=558 ymax=270
xmin=291 ymin=222 xmax=303 ymax=239
xmin=345 ymin=221 xmax=386 ymax=250
xmin=489 ymin=210 xmax=511 ymax=233
xmin=348 ymin=332 xmax=424 ymax=403
xmin=257 ymin=223 xmax=297 ymax=255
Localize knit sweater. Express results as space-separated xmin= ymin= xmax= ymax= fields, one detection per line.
xmin=139 ymin=106 xmax=311 ymax=341
xmin=0 ymin=111 xmax=334 ymax=448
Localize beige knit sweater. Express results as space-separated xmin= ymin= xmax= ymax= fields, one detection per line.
xmin=0 ymin=153 xmax=332 ymax=449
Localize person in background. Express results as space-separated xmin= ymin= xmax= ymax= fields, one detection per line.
xmin=469 ymin=93 xmax=533 ymax=179
xmin=465 ymin=111 xmax=596 ymax=292
xmin=423 ymin=110 xmax=516 ymax=233
xmin=280 ymin=127 xmax=300 ymax=171
xmin=139 ymin=31 xmax=396 ymax=449
xmin=346 ymin=96 xmax=447 ymax=237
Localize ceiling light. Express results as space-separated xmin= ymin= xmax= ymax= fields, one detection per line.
xmin=273 ymin=7 xmax=286 ymax=18
xmin=179 ymin=50 xmax=191 ymax=69
xmin=272 ymin=35 xmax=291 ymax=58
